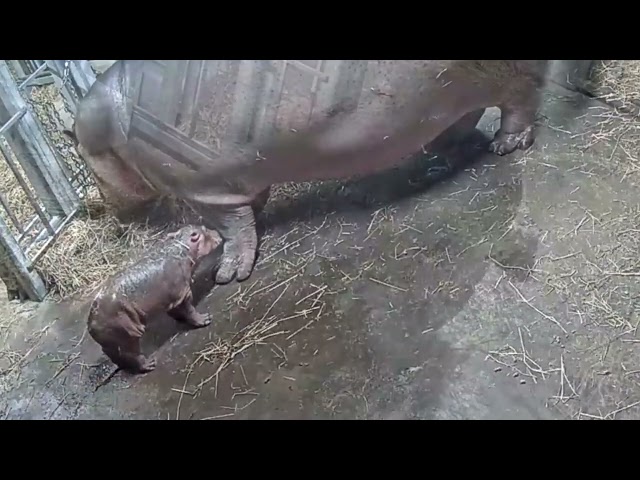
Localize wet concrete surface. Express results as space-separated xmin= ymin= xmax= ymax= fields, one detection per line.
xmin=3 ymin=73 xmax=635 ymax=420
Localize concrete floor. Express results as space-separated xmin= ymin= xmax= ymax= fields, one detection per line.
xmin=2 ymin=74 xmax=640 ymax=420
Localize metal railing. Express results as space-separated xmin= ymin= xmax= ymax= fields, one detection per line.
xmin=0 ymin=60 xmax=96 ymax=301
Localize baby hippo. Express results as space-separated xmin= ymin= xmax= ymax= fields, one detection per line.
xmin=87 ymin=224 xmax=223 ymax=373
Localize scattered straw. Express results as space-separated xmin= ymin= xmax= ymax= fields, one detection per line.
xmin=178 ymin=214 xmax=336 ymax=403
xmin=591 ymin=61 xmax=640 ymax=114
xmin=578 ymin=61 xmax=640 ymax=176
xmin=191 ymin=282 xmax=324 ymax=395
xmin=0 ymin=318 xmax=53 ymax=397
xmin=482 ymin=60 xmax=640 ymax=419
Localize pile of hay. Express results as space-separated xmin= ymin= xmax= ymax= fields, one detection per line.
xmin=33 ymin=187 xmax=159 ymax=299
xmin=590 ymin=60 xmax=640 ymax=113
xmin=582 ymin=61 xmax=640 ymax=170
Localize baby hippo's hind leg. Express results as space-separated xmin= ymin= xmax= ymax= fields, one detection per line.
xmin=103 ymin=337 xmax=156 ymax=374
xmin=168 ymin=291 xmax=212 ymax=328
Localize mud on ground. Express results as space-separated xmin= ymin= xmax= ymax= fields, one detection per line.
xmin=2 ymin=68 xmax=640 ymax=419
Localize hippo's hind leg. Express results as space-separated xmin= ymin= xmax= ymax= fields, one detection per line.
xmin=77 ymin=146 xmax=158 ymax=220
xmin=168 ymin=291 xmax=211 ymax=328
xmin=442 ymin=109 xmax=487 ymax=143
xmin=102 ymin=337 xmax=156 ymax=374
xmin=429 ymin=108 xmax=487 ymax=153
xmin=489 ymin=89 xmax=542 ymax=156
xmin=251 ymin=187 xmax=271 ymax=214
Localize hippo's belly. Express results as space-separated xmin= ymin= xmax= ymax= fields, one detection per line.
xmin=123 ymin=60 xmax=448 ymax=194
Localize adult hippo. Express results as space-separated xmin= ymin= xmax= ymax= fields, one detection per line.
xmin=69 ymin=60 xmax=549 ymax=284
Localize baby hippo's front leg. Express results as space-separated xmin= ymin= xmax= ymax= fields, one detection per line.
xmin=169 ymin=290 xmax=212 ymax=328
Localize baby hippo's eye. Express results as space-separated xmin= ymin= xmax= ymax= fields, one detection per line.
xmin=190 ymin=232 xmax=201 ymax=243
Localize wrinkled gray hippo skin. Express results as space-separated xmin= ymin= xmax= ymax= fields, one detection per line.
xmin=70 ymin=60 xmax=549 ymax=284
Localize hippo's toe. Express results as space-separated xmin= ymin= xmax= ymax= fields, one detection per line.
xmin=489 ymin=125 xmax=536 ymax=156
xmin=215 ymin=233 xmax=257 ymax=284
xmin=140 ymin=357 xmax=157 ymax=373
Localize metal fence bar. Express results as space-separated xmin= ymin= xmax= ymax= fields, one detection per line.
xmin=17 ymin=216 xmax=39 ymax=243
xmin=25 ymin=61 xmax=41 ymax=73
xmin=18 ymin=63 xmax=48 ymax=90
xmin=7 ymin=61 xmax=27 ymax=79
xmin=1 ymin=60 xmax=132 ymax=301
xmin=0 ymin=140 xmax=56 ymax=236
xmin=228 ymin=61 xmax=268 ymax=144
xmin=68 ymin=60 xmax=97 ymax=97
xmin=0 ymin=59 xmax=90 ymax=301
xmin=0 ymin=107 xmax=27 ymax=136
xmin=307 ymin=60 xmax=325 ymax=122
xmin=0 ymin=61 xmax=80 ymax=217
xmin=251 ymin=61 xmax=282 ymax=144
xmin=0 ymin=214 xmax=46 ymax=301
xmin=0 ymin=190 xmax=24 ymax=234
xmin=44 ymin=60 xmax=97 ymax=116
xmin=24 ymin=210 xmax=78 ymax=267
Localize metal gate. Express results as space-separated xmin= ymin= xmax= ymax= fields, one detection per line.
xmin=0 ymin=60 xmax=96 ymax=301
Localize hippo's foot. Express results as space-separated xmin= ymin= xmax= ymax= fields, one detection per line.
xmin=108 ymin=351 xmax=156 ymax=374
xmin=193 ymin=312 xmax=213 ymax=327
xmin=217 ymin=236 xmax=257 ymax=284
xmin=215 ymin=206 xmax=258 ymax=284
xmin=491 ymin=99 xmax=539 ymax=156
xmin=103 ymin=339 xmax=156 ymax=374
xmin=489 ymin=125 xmax=535 ymax=156
xmin=136 ymin=356 xmax=157 ymax=373
xmin=169 ymin=294 xmax=212 ymax=328
xmin=185 ymin=312 xmax=212 ymax=329
xmin=174 ymin=308 xmax=212 ymax=328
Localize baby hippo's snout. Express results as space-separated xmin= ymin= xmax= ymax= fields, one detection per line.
xmin=194 ymin=226 xmax=223 ymax=259
xmin=170 ymin=224 xmax=223 ymax=260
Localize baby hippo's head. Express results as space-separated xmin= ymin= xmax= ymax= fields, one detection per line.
xmin=170 ymin=225 xmax=223 ymax=260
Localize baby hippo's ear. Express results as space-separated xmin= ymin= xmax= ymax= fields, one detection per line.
xmin=190 ymin=231 xmax=202 ymax=244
